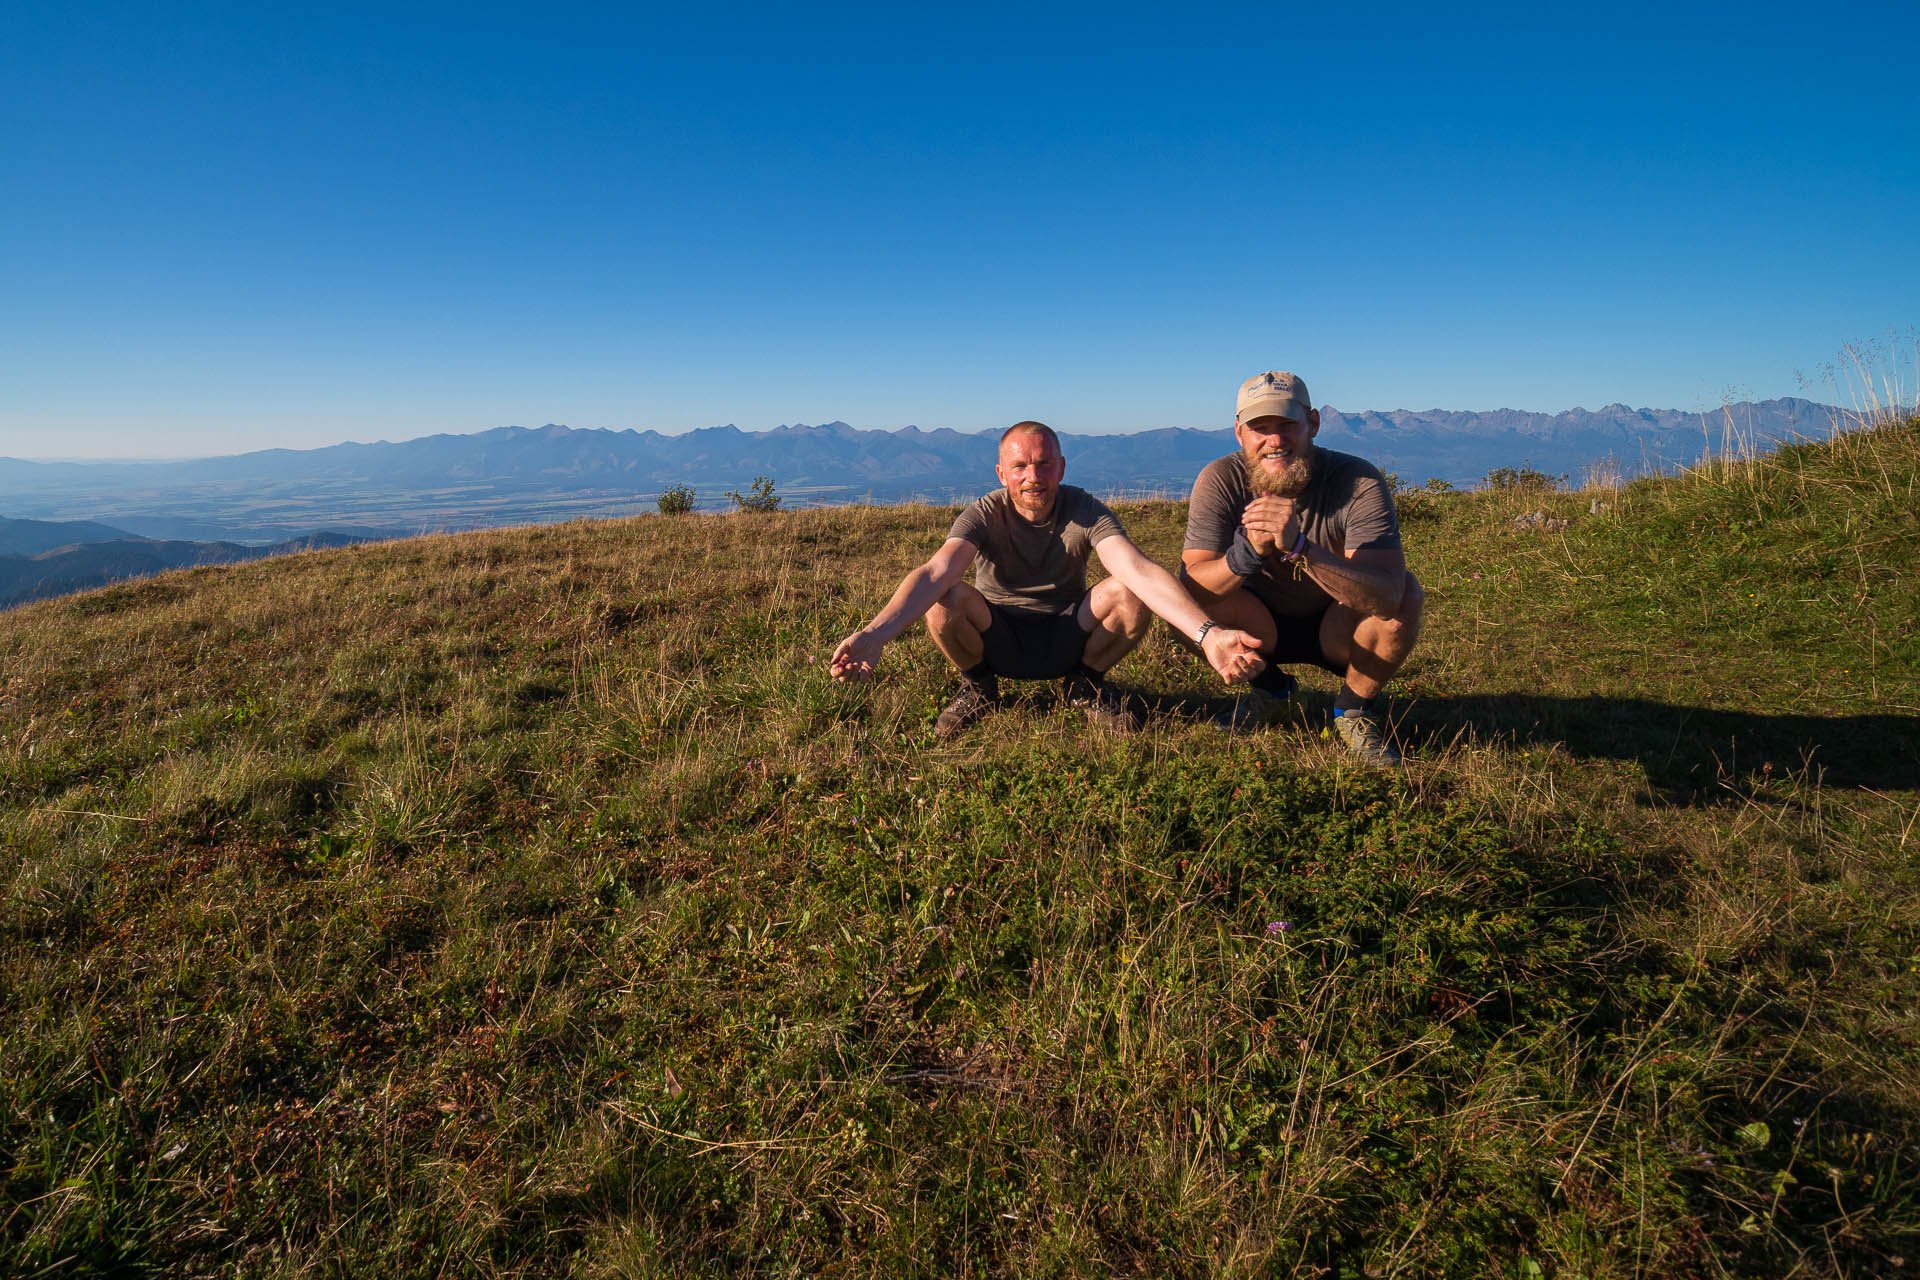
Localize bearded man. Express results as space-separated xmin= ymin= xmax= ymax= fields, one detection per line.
xmin=1179 ymin=372 xmax=1424 ymax=763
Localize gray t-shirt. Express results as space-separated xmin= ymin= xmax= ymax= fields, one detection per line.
xmin=948 ymin=485 xmax=1125 ymax=614
xmin=1183 ymin=448 xmax=1401 ymax=616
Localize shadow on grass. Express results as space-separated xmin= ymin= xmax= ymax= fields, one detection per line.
xmin=1398 ymin=693 xmax=1920 ymax=799
xmin=954 ymin=679 xmax=1918 ymax=802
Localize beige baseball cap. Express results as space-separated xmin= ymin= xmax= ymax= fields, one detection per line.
xmin=1236 ymin=371 xmax=1312 ymax=423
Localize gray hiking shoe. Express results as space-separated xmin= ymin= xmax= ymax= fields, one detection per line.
xmin=1332 ymin=709 xmax=1403 ymax=766
xmin=933 ymin=680 xmax=998 ymax=739
xmin=1061 ymin=673 xmax=1141 ymax=734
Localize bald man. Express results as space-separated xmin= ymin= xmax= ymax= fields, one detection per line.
xmin=832 ymin=420 xmax=1265 ymax=736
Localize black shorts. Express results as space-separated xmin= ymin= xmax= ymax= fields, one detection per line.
xmin=1266 ymin=602 xmax=1346 ymax=675
xmin=980 ymin=600 xmax=1091 ymax=680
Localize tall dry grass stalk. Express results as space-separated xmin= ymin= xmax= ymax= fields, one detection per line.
xmin=1829 ymin=332 xmax=1919 ymax=431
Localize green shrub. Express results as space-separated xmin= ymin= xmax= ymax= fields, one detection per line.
xmin=1482 ymin=464 xmax=1564 ymax=492
xmin=656 ymin=483 xmax=695 ymax=515
xmin=1393 ymin=476 xmax=1457 ymax=523
xmin=726 ymin=475 xmax=780 ymax=512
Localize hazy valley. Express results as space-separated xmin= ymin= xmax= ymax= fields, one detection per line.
xmin=0 ymin=397 xmax=1846 ymax=607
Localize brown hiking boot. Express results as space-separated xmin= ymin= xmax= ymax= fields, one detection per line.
xmin=933 ymin=680 xmax=997 ymax=739
xmin=1061 ymin=672 xmax=1141 ymax=734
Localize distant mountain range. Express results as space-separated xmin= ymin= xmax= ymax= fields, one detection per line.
xmin=0 ymin=396 xmax=1847 ymax=527
xmin=0 ymin=518 xmax=383 ymax=609
xmin=1315 ymin=398 xmax=1845 ymax=488
xmin=0 ymin=396 xmax=1849 ymax=606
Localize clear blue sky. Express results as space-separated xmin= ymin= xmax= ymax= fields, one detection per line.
xmin=4 ymin=1 xmax=1915 ymax=459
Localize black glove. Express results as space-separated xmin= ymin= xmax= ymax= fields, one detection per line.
xmin=1225 ymin=527 xmax=1265 ymax=579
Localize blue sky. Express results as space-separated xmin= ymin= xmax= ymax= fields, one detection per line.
xmin=4 ymin=1 xmax=1916 ymax=458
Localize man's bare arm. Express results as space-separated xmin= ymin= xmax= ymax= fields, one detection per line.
xmin=829 ymin=538 xmax=978 ymax=681
xmin=1180 ymin=544 xmax=1246 ymax=602
xmin=1094 ymin=536 xmax=1265 ymax=683
xmin=1240 ymin=496 xmax=1408 ymax=618
xmin=1295 ymin=545 xmax=1409 ymax=617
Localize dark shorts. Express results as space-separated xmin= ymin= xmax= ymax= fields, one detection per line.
xmin=981 ymin=600 xmax=1091 ymax=680
xmin=1265 ymin=602 xmax=1346 ymax=676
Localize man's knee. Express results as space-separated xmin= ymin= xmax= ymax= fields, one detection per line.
xmin=1387 ymin=573 xmax=1424 ymax=638
xmin=1193 ymin=584 xmax=1279 ymax=652
xmin=927 ymin=583 xmax=987 ymax=634
xmin=1178 ymin=564 xmax=1227 ymax=608
xmin=1092 ymin=579 xmax=1150 ymax=635
xmin=1354 ymin=574 xmax=1423 ymax=656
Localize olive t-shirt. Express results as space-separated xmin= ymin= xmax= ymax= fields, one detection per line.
xmin=948 ymin=486 xmax=1125 ymax=614
xmin=1183 ymin=448 xmax=1401 ymax=617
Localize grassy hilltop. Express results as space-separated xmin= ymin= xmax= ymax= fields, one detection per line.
xmin=3 ymin=420 xmax=1918 ymax=1278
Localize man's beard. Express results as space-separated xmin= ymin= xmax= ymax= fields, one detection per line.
xmin=1245 ymin=442 xmax=1316 ymax=497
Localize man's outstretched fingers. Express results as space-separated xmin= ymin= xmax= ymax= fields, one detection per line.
xmin=1202 ymin=626 xmax=1267 ymax=683
xmin=1228 ymin=630 xmax=1266 ymax=683
xmin=829 ymin=632 xmax=881 ymax=682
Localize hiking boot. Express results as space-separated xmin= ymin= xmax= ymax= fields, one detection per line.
xmin=1332 ymin=709 xmax=1403 ymax=766
xmin=1061 ymin=673 xmax=1141 ymax=734
xmin=1213 ymin=687 xmax=1280 ymax=733
xmin=933 ymin=680 xmax=997 ymax=739
xmin=1211 ymin=670 xmax=1295 ymax=733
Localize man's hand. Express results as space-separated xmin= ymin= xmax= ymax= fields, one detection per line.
xmin=829 ymin=630 xmax=884 ymax=682
xmin=1200 ymin=625 xmax=1267 ymax=684
xmin=1241 ymin=496 xmax=1300 ymax=557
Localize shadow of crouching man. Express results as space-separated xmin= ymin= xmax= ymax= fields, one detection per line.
xmin=1392 ymin=693 xmax=1920 ymax=801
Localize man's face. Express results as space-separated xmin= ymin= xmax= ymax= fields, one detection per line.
xmin=996 ymin=429 xmax=1065 ymax=520
xmin=1236 ymin=411 xmax=1320 ymax=497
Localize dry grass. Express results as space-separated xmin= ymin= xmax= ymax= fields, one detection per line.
xmin=2 ymin=423 xmax=1917 ymax=1277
